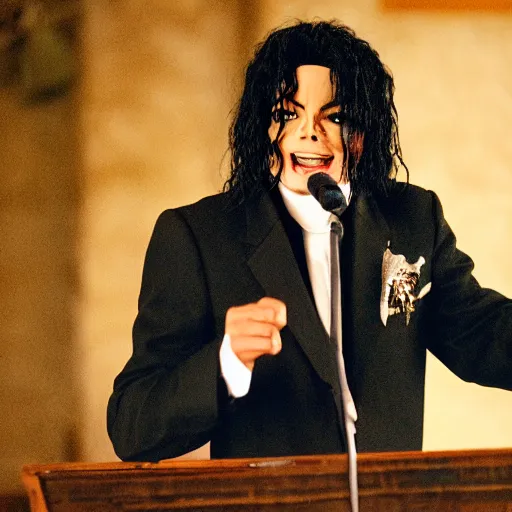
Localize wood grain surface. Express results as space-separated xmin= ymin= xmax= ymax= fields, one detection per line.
xmin=22 ymin=449 xmax=512 ymax=511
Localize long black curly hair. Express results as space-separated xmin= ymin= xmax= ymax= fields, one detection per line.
xmin=224 ymin=20 xmax=407 ymax=203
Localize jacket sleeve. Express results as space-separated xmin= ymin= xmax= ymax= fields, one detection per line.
xmin=426 ymin=191 xmax=512 ymax=390
xmin=107 ymin=209 xmax=228 ymax=461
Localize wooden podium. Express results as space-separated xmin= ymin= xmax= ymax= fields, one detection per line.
xmin=22 ymin=449 xmax=512 ymax=511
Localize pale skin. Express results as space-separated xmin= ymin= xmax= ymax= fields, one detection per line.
xmin=226 ymin=65 xmax=345 ymax=370
xmin=225 ymin=297 xmax=287 ymax=371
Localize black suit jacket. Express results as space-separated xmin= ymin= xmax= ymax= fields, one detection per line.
xmin=107 ymin=183 xmax=512 ymax=462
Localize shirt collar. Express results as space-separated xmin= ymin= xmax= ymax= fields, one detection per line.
xmin=278 ymin=180 xmax=351 ymax=234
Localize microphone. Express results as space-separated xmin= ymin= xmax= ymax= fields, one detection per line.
xmin=308 ymin=171 xmax=359 ymax=512
xmin=307 ymin=173 xmax=347 ymax=216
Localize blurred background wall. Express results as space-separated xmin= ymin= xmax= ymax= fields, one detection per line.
xmin=0 ymin=0 xmax=511 ymax=502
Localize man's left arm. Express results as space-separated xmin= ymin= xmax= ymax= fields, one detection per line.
xmin=426 ymin=191 xmax=512 ymax=390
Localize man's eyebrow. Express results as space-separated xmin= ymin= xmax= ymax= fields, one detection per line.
xmin=320 ymin=100 xmax=341 ymax=112
xmin=288 ymin=98 xmax=304 ymax=109
xmin=272 ymin=97 xmax=303 ymax=110
xmin=276 ymin=98 xmax=340 ymax=111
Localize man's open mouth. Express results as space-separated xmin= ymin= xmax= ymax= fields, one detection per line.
xmin=292 ymin=153 xmax=334 ymax=169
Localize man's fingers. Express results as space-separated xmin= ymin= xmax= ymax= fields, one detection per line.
xmin=226 ymin=301 xmax=285 ymax=327
xmin=257 ymin=297 xmax=287 ymax=328
xmin=228 ymin=320 xmax=279 ymax=339
xmin=224 ymin=297 xmax=286 ymax=368
xmin=230 ymin=334 xmax=282 ymax=357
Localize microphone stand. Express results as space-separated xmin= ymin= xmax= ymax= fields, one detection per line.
xmin=329 ymin=214 xmax=359 ymax=512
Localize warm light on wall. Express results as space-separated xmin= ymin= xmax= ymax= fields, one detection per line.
xmin=382 ymin=0 xmax=512 ymax=11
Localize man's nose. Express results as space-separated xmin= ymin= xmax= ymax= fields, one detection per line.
xmin=298 ymin=115 xmax=322 ymax=141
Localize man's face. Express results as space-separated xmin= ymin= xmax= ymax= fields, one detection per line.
xmin=268 ymin=65 xmax=345 ymax=195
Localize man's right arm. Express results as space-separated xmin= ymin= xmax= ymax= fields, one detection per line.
xmin=107 ymin=209 xmax=224 ymax=461
xmin=107 ymin=210 xmax=287 ymax=461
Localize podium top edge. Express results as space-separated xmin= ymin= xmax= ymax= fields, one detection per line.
xmin=21 ymin=447 xmax=512 ymax=477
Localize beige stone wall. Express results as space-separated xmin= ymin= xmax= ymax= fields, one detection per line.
xmin=0 ymin=87 xmax=80 ymax=491
xmin=79 ymin=0 xmax=245 ymax=461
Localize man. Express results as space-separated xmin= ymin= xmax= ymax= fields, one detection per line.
xmin=107 ymin=21 xmax=512 ymax=462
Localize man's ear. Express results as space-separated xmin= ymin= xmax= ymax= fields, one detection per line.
xmin=349 ymin=132 xmax=364 ymax=164
xmin=342 ymin=126 xmax=364 ymax=165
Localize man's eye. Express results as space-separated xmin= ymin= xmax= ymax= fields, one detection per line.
xmin=272 ymin=109 xmax=297 ymax=123
xmin=283 ymin=110 xmax=297 ymax=121
xmin=327 ymin=112 xmax=343 ymax=124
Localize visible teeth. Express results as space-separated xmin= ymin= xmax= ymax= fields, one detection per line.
xmin=295 ymin=156 xmax=330 ymax=166
xmin=297 ymin=157 xmax=323 ymax=165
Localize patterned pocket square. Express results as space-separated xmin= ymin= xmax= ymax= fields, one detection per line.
xmin=380 ymin=244 xmax=431 ymax=326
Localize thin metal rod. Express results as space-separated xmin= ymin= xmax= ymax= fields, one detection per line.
xmin=329 ymin=215 xmax=359 ymax=512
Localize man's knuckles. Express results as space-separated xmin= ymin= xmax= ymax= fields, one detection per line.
xmin=231 ymin=334 xmax=281 ymax=356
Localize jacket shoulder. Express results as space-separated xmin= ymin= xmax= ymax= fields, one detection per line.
xmin=154 ymin=192 xmax=233 ymax=227
xmin=376 ymin=181 xmax=438 ymax=219
xmin=154 ymin=192 xmax=246 ymax=245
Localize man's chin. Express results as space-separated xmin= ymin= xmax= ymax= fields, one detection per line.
xmin=281 ymin=168 xmax=342 ymax=195
xmin=279 ymin=175 xmax=313 ymax=195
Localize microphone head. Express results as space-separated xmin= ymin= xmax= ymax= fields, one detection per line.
xmin=307 ymin=172 xmax=347 ymax=215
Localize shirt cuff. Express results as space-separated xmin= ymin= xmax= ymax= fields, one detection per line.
xmin=219 ymin=333 xmax=252 ymax=398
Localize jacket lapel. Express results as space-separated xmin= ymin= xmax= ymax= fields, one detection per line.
xmin=341 ymin=193 xmax=391 ymax=409
xmin=245 ymin=192 xmax=339 ymax=390
xmin=350 ymin=194 xmax=391 ymax=328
